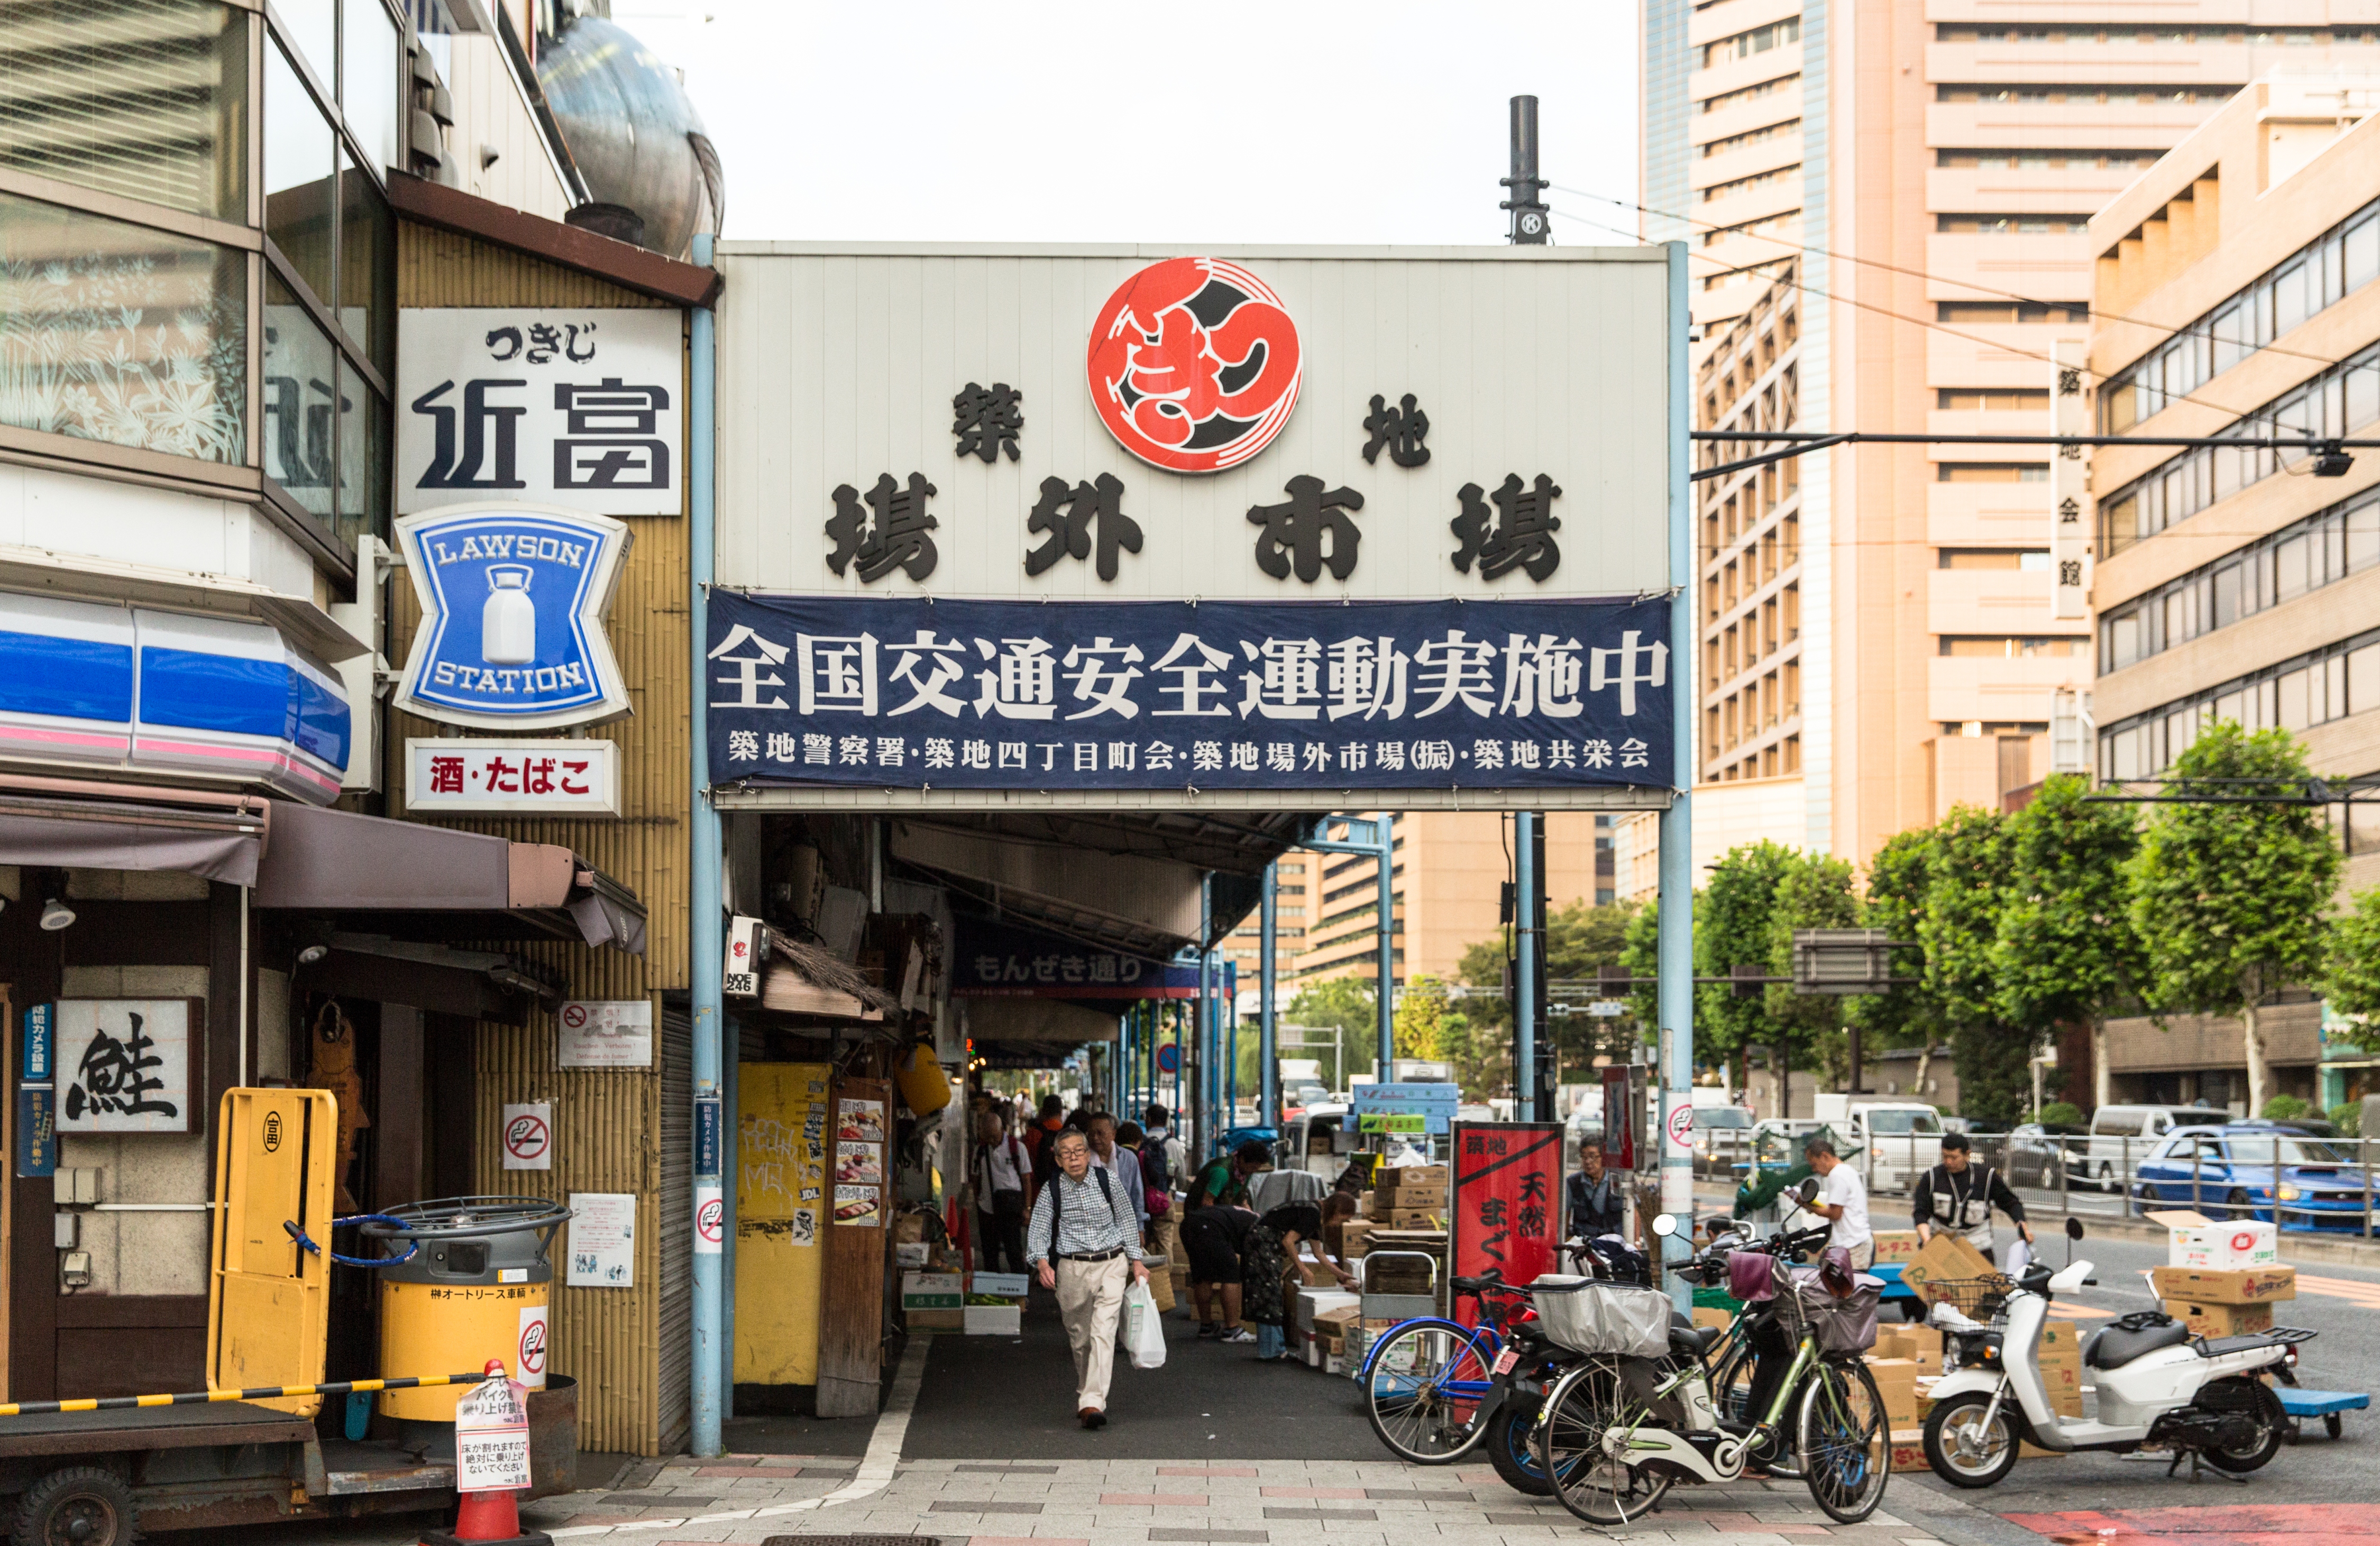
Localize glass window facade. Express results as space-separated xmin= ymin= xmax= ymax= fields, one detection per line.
xmin=0 ymin=190 xmax=245 ymax=463
xmin=0 ymin=0 xmax=250 ymax=221
xmin=0 ymin=0 xmax=409 ymax=551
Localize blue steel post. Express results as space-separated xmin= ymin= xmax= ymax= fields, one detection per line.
xmin=1515 ymin=812 xmax=1537 ymax=1115
xmin=1375 ymin=815 xmax=1394 ymax=1078
xmin=1199 ymin=876 xmax=1213 ymax=1156
xmin=1657 ymin=241 xmax=1698 ymax=1310
xmin=688 ymin=232 xmax=725 ymax=1454
xmin=1259 ymin=861 xmax=1278 ymax=1131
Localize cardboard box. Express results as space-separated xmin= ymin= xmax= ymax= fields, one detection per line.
xmin=1377 ymin=1165 xmax=1448 ymax=1190
xmin=1898 ymin=1232 xmax=1996 ymax=1300
xmin=2149 ymin=1265 xmax=2296 ymax=1305
xmin=1295 ymin=1289 xmax=1361 ymax=1330
xmin=1866 ymin=1357 xmax=1923 ymax=1427
xmin=2164 ymin=1298 xmax=2273 ymax=1338
xmin=1692 ymin=1305 xmax=1734 ymax=1333
xmin=2146 ymin=1210 xmax=2280 ymax=1269
xmin=1316 ymin=1304 xmax=1363 ymax=1332
xmin=1381 ymin=1208 xmax=1443 ymax=1229
xmin=1871 ymin=1230 xmax=1923 ymax=1265
xmin=901 ymin=1271 xmax=963 ymax=1309
xmin=1889 ymin=1429 xmax=1931 ymax=1474
xmin=907 ymin=1308 xmax=965 ymax=1330
xmin=965 ymin=1303 xmax=1022 ymax=1335
xmin=1377 ymin=1179 xmax=1448 ymax=1202
xmin=971 ymin=1271 xmax=1030 ymax=1299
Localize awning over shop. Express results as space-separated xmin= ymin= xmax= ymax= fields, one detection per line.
xmin=964 ymin=997 xmax=1120 ymax=1048
xmin=252 ymin=802 xmax=646 ymax=953
xmin=0 ymin=774 xmax=269 ymax=885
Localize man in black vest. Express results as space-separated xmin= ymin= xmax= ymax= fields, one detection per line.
xmin=1566 ymin=1141 xmax=1627 ymax=1240
xmin=1912 ymin=1130 xmax=2032 ymax=1265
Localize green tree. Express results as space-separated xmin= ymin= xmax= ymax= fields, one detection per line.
xmin=2320 ymin=887 xmax=2380 ymax=1052
xmin=1395 ymin=974 xmax=1453 ymax=1060
xmin=1765 ymin=850 xmax=1861 ymax=1089
xmin=1280 ymin=977 xmax=1380 ymax=1088
xmin=1453 ymin=901 xmax=1646 ymax=1098
xmin=1923 ymin=805 xmax=2030 ymax=1125
xmin=1700 ymin=842 xmax=1802 ymax=1112
xmin=1992 ymin=774 xmax=2148 ymax=1111
xmin=2129 ymin=722 xmax=2341 ymax=1114
xmin=1854 ymin=826 xmax=1945 ymax=1098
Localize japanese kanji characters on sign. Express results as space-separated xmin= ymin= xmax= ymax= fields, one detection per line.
xmin=398 ymin=308 xmax=683 ymax=518
xmin=54 ymin=999 xmax=194 ymax=1134
xmin=1452 ymin=1121 xmax=1563 ymax=1311
xmin=708 ymin=592 xmax=1672 ymax=790
xmin=406 ymin=739 xmax=619 ymax=815
xmin=2050 ymin=339 xmax=2092 ymax=621
xmin=453 ymin=1368 xmax=533 ymax=1493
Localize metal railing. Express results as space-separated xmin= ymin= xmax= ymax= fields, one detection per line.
xmin=2003 ymin=1131 xmax=2378 ymax=1239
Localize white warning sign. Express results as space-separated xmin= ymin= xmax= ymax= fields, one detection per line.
xmin=454 ymin=1369 xmax=533 ymax=1493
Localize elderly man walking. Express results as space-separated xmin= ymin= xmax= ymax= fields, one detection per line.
xmin=1028 ymin=1127 xmax=1149 ymax=1428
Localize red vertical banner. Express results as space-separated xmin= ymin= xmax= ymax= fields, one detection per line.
xmin=1452 ymin=1121 xmax=1564 ymax=1320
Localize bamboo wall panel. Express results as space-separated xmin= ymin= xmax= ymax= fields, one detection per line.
xmin=389 ymin=225 xmax=695 ymax=1455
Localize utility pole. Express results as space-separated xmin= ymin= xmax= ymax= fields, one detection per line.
xmin=1502 ymin=95 xmax=1550 ymax=244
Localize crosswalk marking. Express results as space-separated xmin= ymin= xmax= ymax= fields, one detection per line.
xmin=2291 ymin=1272 xmax=2380 ymax=1309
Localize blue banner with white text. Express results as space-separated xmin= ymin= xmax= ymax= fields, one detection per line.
xmin=706 ymin=593 xmax=1673 ymax=792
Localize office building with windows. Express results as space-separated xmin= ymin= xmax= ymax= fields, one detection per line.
xmin=2088 ymin=71 xmax=2380 ymax=1110
xmin=1641 ymin=0 xmax=2380 ymax=862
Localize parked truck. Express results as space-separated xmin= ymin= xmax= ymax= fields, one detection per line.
xmin=1811 ymin=1094 xmax=1945 ymax=1194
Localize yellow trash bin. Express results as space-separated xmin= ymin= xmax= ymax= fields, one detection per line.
xmin=367 ymin=1197 xmax=571 ymax=1422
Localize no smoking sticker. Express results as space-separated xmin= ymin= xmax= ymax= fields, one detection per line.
xmin=694 ymin=1183 xmax=723 ymax=1255
xmin=1665 ymin=1102 xmax=1695 ymax=1151
xmin=502 ymin=1102 xmax=552 ymax=1170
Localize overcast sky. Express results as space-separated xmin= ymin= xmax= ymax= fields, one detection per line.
xmin=608 ymin=1 xmax=1641 ymax=249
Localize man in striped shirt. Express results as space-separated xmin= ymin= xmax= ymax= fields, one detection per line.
xmin=1028 ymin=1127 xmax=1149 ymax=1428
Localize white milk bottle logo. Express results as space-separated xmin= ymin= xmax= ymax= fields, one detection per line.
xmin=481 ymin=565 xmax=536 ymax=664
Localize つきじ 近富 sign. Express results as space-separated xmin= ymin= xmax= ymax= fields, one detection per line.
xmin=391 ymin=503 xmax=633 ymax=730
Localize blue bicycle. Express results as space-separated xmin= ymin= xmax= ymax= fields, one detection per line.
xmin=1360 ymin=1273 xmax=1531 ymax=1462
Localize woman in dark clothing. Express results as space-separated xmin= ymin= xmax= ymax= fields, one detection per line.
xmin=1240 ymin=1203 xmax=1353 ymax=1361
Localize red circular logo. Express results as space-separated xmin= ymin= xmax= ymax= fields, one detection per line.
xmin=518 ymin=1318 xmax=547 ymax=1376
xmin=697 ymin=1197 xmax=724 ymax=1245
xmin=2232 ymin=1231 xmax=2257 ymax=1251
xmin=504 ymin=1114 xmax=549 ymax=1162
xmin=1087 ymin=257 xmax=1302 ymax=474
xmin=561 ymin=1004 xmax=588 ymax=1029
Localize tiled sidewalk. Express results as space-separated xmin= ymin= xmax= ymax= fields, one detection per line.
xmin=521 ymin=1453 xmax=1975 ymax=1545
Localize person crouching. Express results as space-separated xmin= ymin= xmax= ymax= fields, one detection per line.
xmin=1027 ymin=1127 xmax=1149 ymax=1429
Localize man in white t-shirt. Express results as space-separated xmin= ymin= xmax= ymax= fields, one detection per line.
xmin=1803 ymin=1137 xmax=1873 ymax=1270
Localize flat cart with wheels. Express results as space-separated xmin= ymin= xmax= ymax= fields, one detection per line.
xmin=0 ymin=1375 xmax=576 ymax=1546
xmin=2277 ymin=1386 xmax=2368 ymax=1441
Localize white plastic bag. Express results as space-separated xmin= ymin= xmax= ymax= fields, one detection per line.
xmin=1124 ymin=1279 xmax=1167 ymax=1369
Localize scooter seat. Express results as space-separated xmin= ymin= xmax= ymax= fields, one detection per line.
xmin=2084 ymin=1320 xmax=2190 ymax=1369
xmin=1669 ymin=1323 xmax=1724 ymax=1358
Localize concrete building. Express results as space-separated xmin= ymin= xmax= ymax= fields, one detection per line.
xmin=1641 ymin=0 xmax=2380 ymax=866
xmin=2086 ymin=71 xmax=2380 ymax=1112
xmin=1286 ymin=814 xmax=1615 ymax=990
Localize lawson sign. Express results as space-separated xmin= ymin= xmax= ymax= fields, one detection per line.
xmin=392 ymin=503 xmax=633 ymax=730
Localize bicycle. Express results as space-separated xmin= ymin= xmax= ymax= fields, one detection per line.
xmin=1362 ymin=1236 xmax=1648 ymax=1474
xmin=1360 ymin=1270 xmax=1535 ymax=1463
xmin=1532 ymin=1206 xmax=1893 ymax=1526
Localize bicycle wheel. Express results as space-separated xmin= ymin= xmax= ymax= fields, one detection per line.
xmin=1711 ymin=1338 xmax=1801 ymax=1478
xmin=1484 ymin=1399 xmax=1555 ymax=1496
xmin=1363 ymin=1322 xmax=1494 ymax=1463
xmin=1535 ymin=1361 xmax=1674 ymax=1526
xmin=1795 ymin=1359 xmax=1891 ymax=1524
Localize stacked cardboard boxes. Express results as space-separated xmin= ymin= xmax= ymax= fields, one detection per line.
xmin=1373 ymin=1165 xmax=1449 ymax=1229
xmin=1897 ymin=1232 xmax=1995 ymax=1302
xmin=1316 ymin=1304 xmax=1363 ymax=1372
xmin=2145 ymin=1211 xmax=2296 ymax=1338
xmin=902 ymin=1271 xmax=965 ymax=1331
xmin=1871 ymin=1230 xmax=1923 ymax=1266
xmin=2037 ymin=1320 xmax=2083 ymax=1418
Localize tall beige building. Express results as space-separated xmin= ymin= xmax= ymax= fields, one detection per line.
xmin=1641 ymin=0 xmax=2380 ymax=864
xmin=2089 ymin=72 xmax=2380 ymax=1112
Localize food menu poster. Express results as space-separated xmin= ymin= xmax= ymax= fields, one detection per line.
xmin=834 ymin=1097 xmax=885 ymax=1228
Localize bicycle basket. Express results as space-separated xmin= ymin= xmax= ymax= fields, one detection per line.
xmin=1528 ymin=1275 xmax=1672 ymax=1358
xmin=1780 ymin=1266 xmax=1882 ymax=1355
xmin=1911 ymin=1274 xmax=2012 ymax=1326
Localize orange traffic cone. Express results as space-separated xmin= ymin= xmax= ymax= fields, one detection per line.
xmin=420 ymin=1361 xmax=551 ymax=1546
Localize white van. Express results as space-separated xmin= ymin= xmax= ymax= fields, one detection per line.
xmin=2082 ymin=1104 xmax=2227 ymax=1190
xmin=1812 ymin=1096 xmax=1944 ymax=1194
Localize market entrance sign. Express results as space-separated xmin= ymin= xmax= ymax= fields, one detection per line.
xmin=710 ymin=243 xmax=1679 ymax=808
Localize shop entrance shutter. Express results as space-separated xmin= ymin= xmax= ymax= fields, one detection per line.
xmin=657 ymin=1006 xmax=693 ymax=1453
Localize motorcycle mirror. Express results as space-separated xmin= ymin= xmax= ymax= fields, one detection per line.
xmin=1796 ymin=1176 xmax=1821 ymax=1205
xmin=1651 ymin=1212 xmax=1679 ymax=1238
xmin=2065 ymin=1216 xmax=2085 ymax=1240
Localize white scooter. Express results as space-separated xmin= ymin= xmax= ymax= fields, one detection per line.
xmin=1923 ymin=1219 xmax=2313 ymax=1487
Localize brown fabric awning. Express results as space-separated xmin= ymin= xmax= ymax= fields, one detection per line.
xmin=0 ymin=775 xmax=269 ymax=885
xmin=252 ymin=803 xmax=645 ymax=953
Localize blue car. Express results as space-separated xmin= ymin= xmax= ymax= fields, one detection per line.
xmin=2130 ymin=1122 xmax=2376 ymax=1230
